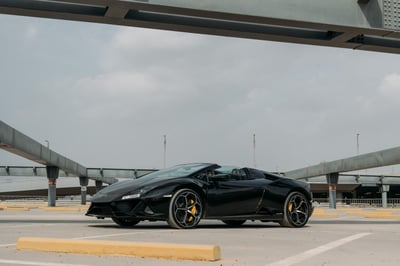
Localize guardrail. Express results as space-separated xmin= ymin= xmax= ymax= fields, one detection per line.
xmin=314 ymin=198 xmax=400 ymax=208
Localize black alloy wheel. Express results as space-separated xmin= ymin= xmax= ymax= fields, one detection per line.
xmin=112 ymin=217 xmax=140 ymax=227
xmin=279 ymin=191 xmax=310 ymax=227
xmin=168 ymin=188 xmax=203 ymax=229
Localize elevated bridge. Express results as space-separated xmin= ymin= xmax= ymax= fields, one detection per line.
xmin=2 ymin=118 xmax=400 ymax=208
xmin=0 ymin=120 xmax=155 ymax=205
xmin=0 ymin=0 xmax=400 ymax=54
xmin=285 ymin=146 xmax=400 ymax=208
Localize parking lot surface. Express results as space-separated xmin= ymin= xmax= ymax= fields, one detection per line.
xmin=1 ymin=204 xmax=400 ymax=266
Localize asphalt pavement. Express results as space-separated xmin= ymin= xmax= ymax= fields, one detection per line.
xmin=1 ymin=203 xmax=400 ymax=266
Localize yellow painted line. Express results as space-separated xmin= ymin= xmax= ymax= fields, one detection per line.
xmin=345 ymin=211 xmax=369 ymax=216
xmin=4 ymin=207 xmax=30 ymax=211
xmin=0 ymin=203 xmax=46 ymax=207
xmin=16 ymin=237 xmax=221 ymax=261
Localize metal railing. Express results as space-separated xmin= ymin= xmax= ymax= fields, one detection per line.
xmin=314 ymin=198 xmax=400 ymax=208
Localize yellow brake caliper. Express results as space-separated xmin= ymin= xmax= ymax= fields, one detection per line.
xmin=188 ymin=199 xmax=196 ymax=222
xmin=288 ymin=202 xmax=294 ymax=212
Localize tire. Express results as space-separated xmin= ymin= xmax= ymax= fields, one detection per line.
xmin=221 ymin=220 xmax=246 ymax=226
xmin=279 ymin=191 xmax=310 ymax=228
xmin=112 ymin=217 xmax=140 ymax=227
xmin=168 ymin=188 xmax=203 ymax=229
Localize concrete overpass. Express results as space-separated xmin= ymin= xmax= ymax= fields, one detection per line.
xmin=285 ymin=146 xmax=400 ymax=208
xmin=0 ymin=120 xmax=155 ymax=205
xmin=3 ymin=119 xmax=400 ymax=208
xmin=0 ymin=0 xmax=400 ymax=54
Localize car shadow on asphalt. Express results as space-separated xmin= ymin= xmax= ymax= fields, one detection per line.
xmin=309 ymin=220 xmax=400 ymax=225
xmin=87 ymin=222 xmax=285 ymax=230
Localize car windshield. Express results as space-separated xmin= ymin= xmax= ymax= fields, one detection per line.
xmin=140 ymin=163 xmax=214 ymax=180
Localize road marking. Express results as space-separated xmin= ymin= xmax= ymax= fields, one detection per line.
xmin=268 ymin=232 xmax=371 ymax=266
xmin=0 ymin=243 xmax=16 ymax=247
xmin=0 ymin=259 xmax=88 ymax=266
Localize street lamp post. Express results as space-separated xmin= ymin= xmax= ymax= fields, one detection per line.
xmin=163 ymin=135 xmax=167 ymax=168
xmin=356 ymin=133 xmax=360 ymax=155
xmin=253 ymin=133 xmax=256 ymax=168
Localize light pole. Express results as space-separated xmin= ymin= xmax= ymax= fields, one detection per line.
xmin=45 ymin=140 xmax=49 ymax=149
xmin=356 ymin=133 xmax=360 ymax=155
xmin=163 ymin=135 xmax=167 ymax=168
xmin=253 ymin=133 xmax=256 ymax=168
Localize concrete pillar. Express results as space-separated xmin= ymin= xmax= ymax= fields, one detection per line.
xmin=326 ymin=173 xmax=339 ymax=209
xmin=381 ymin=185 xmax=390 ymax=208
xmin=46 ymin=166 xmax=59 ymax=207
xmin=95 ymin=180 xmax=103 ymax=192
xmin=79 ymin=176 xmax=89 ymax=205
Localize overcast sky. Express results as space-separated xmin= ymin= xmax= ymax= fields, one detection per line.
xmin=1 ymin=14 xmax=400 ymax=172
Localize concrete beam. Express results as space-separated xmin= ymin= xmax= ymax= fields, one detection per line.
xmin=0 ymin=0 xmax=399 ymax=54
xmin=0 ymin=121 xmax=85 ymax=176
xmin=285 ymin=146 xmax=400 ymax=179
xmin=0 ymin=120 xmax=117 ymax=184
xmin=87 ymin=168 xmax=156 ymax=179
xmin=0 ymin=166 xmax=156 ymax=180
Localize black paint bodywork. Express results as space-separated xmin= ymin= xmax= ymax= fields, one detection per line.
xmin=86 ymin=163 xmax=313 ymax=223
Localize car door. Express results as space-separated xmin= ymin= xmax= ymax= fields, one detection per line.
xmin=205 ymin=168 xmax=264 ymax=217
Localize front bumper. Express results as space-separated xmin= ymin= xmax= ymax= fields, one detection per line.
xmin=86 ymin=198 xmax=169 ymax=220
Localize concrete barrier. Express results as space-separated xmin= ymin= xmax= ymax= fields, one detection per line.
xmin=4 ymin=207 xmax=30 ymax=211
xmin=16 ymin=237 xmax=221 ymax=261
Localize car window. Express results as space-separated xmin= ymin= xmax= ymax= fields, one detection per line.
xmin=246 ymin=168 xmax=266 ymax=179
xmin=140 ymin=163 xmax=212 ymax=180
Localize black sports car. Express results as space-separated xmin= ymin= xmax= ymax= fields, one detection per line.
xmin=86 ymin=163 xmax=313 ymax=229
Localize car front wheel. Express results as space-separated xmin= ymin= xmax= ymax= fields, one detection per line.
xmin=279 ymin=191 xmax=310 ymax=228
xmin=168 ymin=188 xmax=203 ymax=229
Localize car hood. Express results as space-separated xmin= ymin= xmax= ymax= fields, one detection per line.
xmin=91 ymin=175 xmax=179 ymax=202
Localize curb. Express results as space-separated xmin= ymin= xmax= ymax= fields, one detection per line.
xmin=4 ymin=207 xmax=30 ymax=211
xmin=16 ymin=237 xmax=221 ymax=261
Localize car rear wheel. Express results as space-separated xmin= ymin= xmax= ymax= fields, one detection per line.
xmin=168 ymin=188 xmax=203 ymax=229
xmin=279 ymin=191 xmax=310 ymax=228
xmin=112 ymin=217 xmax=140 ymax=227
xmin=221 ymin=220 xmax=246 ymax=226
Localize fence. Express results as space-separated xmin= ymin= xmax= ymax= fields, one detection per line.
xmin=314 ymin=198 xmax=400 ymax=208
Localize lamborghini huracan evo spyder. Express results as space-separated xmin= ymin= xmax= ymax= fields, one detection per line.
xmin=86 ymin=163 xmax=313 ymax=229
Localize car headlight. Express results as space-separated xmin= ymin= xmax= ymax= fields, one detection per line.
xmin=121 ymin=193 xmax=141 ymax=200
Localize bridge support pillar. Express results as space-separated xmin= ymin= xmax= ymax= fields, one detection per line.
xmin=381 ymin=185 xmax=390 ymax=208
xmin=95 ymin=180 xmax=103 ymax=192
xmin=326 ymin=173 xmax=339 ymax=209
xmin=79 ymin=176 xmax=89 ymax=205
xmin=46 ymin=166 xmax=59 ymax=207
